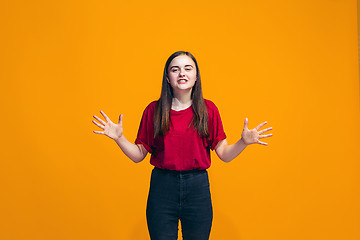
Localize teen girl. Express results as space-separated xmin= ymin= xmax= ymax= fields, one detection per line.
xmin=92 ymin=51 xmax=273 ymax=240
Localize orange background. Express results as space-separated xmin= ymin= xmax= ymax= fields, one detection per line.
xmin=1 ymin=0 xmax=360 ymax=239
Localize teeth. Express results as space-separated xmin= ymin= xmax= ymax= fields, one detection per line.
xmin=178 ymin=80 xmax=187 ymax=83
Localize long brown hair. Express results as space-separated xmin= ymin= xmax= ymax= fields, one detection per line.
xmin=154 ymin=51 xmax=209 ymax=139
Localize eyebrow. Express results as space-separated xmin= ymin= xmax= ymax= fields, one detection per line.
xmin=170 ymin=65 xmax=193 ymax=69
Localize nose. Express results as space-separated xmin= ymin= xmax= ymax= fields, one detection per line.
xmin=179 ymin=68 xmax=186 ymax=76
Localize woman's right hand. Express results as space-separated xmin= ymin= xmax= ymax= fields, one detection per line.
xmin=92 ymin=110 xmax=123 ymax=141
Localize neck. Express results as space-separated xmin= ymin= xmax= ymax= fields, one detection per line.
xmin=172 ymin=89 xmax=192 ymax=108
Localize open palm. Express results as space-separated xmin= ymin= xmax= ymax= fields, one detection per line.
xmin=241 ymin=118 xmax=273 ymax=146
xmin=92 ymin=110 xmax=123 ymax=141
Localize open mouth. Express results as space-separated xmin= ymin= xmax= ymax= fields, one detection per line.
xmin=178 ymin=79 xmax=187 ymax=84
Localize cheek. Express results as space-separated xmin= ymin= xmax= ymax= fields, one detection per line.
xmin=168 ymin=74 xmax=176 ymax=82
xmin=190 ymin=73 xmax=197 ymax=81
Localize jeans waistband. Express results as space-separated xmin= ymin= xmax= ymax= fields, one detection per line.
xmin=154 ymin=167 xmax=207 ymax=174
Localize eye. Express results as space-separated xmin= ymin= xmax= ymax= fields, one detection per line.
xmin=172 ymin=69 xmax=178 ymax=72
xmin=185 ymin=68 xmax=192 ymax=71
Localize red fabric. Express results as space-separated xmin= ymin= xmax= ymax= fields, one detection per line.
xmin=135 ymin=99 xmax=226 ymax=171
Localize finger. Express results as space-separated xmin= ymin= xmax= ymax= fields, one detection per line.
xmin=100 ymin=110 xmax=111 ymax=122
xmin=92 ymin=120 xmax=104 ymax=130
xmin=93 ymin=130 xmax=105 ymax=134
xmin=257 ymin=140 xmax=268 ymax=145
xmin=258 ymin=127 xmax=273 ymax=135
xmin=93 ymin=115 xmax=106 ymax=125
xmin=255 ymin=121 xmax=268 ymax=131
xmin=259 ymin=133 xmax=273 ymax=139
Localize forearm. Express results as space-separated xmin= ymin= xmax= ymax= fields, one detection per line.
xmin=220 ymin=138 xmax=248 ymax=163
xmin=114 ymin=135 xmax=146 ymax=163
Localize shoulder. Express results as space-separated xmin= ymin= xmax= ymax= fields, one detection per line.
xmin=204 ymin=99 xmax=219 ymax=111
xmin=141 ymin=100 xmax=158 ymax=117
xmin=144 ymin=100 xmax=158 ymax=111
xmin=204 ymin=99 xmax=223 ymax=122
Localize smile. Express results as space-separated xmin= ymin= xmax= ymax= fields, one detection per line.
xmin=178 ymin=79 xmax=187 ymax=84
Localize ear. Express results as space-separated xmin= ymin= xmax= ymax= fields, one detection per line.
xmin=166 ymin=76 xmax=170 ymax=83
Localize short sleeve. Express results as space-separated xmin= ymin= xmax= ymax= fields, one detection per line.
xmin=207 ymin=101 xmax=227 ymax=150
xmin=135 ymin=102 xmax=155 ymax=153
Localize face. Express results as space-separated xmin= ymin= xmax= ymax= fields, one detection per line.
xmin=167 ymin=54 xmax=197 ymax=92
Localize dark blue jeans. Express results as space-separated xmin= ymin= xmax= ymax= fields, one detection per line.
xmin=146 ymin=167 xmax=213 ymax=240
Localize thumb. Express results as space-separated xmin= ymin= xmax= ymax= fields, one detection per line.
xmin=244 ymin=117 xmax=248 ymax=130
xmin=118 ymin=114 xmax=123 ymax=124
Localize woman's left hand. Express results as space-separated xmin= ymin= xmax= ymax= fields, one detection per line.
xmin=241 ymin=118 xmax=273 ymax=146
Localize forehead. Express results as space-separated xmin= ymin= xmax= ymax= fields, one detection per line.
xmin=169 ymin=55 xmax=195 ymax=67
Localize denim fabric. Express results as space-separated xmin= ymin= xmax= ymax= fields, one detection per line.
xmin=146 ymin=167 xmax=213 ymax=240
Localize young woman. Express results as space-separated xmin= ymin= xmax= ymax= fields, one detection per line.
xmin=92 ymin=51 xmax=273 ymax=240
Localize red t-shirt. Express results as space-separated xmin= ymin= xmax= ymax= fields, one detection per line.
xmin=135 ymin=99 xmax=226 ymax=171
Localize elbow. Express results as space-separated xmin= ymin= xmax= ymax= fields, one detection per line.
xmin=217 ymin=152 xmax=231 ymax=163
xmin=216 ymin=145 xmax=233 ymax=163
xmin=220 ymin=156 xmax=233 ymax=163
xmin=132 ymin=145 xmax=147 ymax=163
xmin=132 ymin=159 xmax=141 ymax=164
xmin=133 ymin=152 xmax=148 ymax=163
xmin=132 ymin=155 xmax=146 ymax=163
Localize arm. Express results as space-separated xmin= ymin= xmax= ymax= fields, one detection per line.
xmin=215 ymin=138 xmax=247 ymax=163
xmin=114 ymin=135 xmax=148 ymax=163
xmin=215 ymin=118 xmax=273 ymax=163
